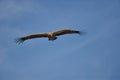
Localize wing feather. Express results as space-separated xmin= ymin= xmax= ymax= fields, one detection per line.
xmin=16 ymin=33 xmax=48 ymax=44
xmin=53 ymin=29 xmax=80 ymax=36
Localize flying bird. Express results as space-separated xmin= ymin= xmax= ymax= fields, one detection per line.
xmin=16 ymin=29 xmax=80 ymax=44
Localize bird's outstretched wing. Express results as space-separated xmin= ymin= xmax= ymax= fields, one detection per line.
xmin=15 ymin=33 xmax=48 ymax=44
xmin=53 ymin=29 xmax=80 ymax=36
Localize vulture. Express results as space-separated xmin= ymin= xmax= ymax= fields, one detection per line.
xmin=16 ymin=29 xmax=80 ymax=44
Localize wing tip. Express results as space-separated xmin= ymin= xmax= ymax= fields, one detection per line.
xmin=15 ymin=38 xmax=25 ymax=44
xmin=74 ymin=30 xmax=80 ymax=34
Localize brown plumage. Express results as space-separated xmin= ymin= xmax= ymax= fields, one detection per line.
xmin=16 ymin=29 xmax=80 ymax=44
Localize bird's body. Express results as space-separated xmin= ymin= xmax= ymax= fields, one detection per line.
xmin=47 ymin=32 xmax=57 ymax=40
xmin=16 ymin=29 xmax=80 ymax=43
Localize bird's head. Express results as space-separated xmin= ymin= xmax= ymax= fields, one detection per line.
xmin=48 ymin=32 xmax=53 ymax=36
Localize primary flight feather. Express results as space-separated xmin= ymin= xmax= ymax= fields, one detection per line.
xmin=16 ymin=29 xmax=80 ymax=43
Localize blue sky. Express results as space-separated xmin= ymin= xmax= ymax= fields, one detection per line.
xmin=0 ymin=0 xmax=120 ymax=80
